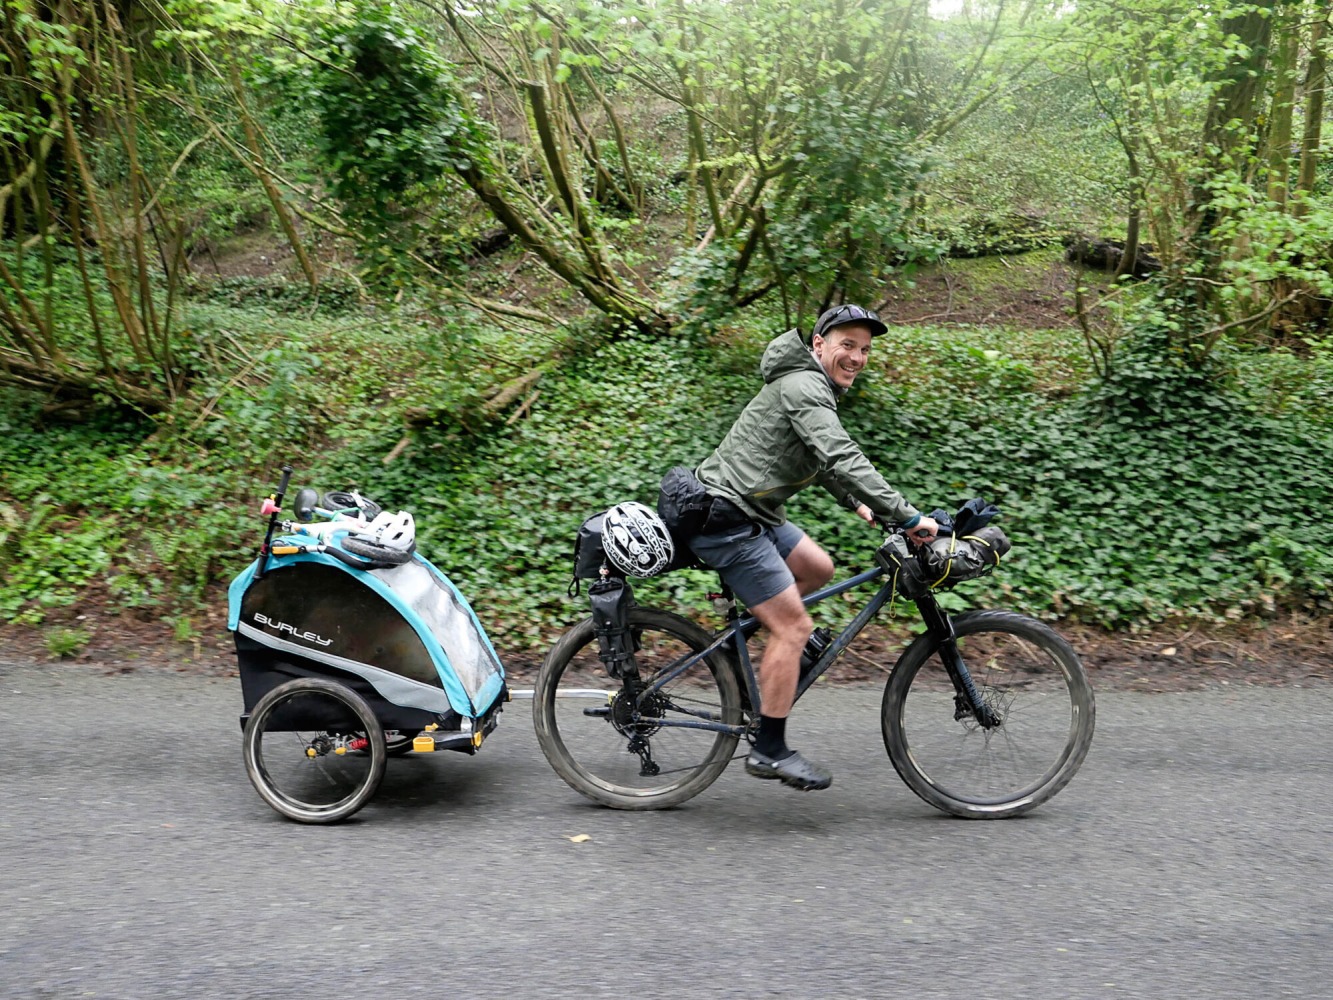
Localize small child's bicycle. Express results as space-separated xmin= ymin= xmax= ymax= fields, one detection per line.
xmin=533 ymin=514 xmax=1094 ymax=818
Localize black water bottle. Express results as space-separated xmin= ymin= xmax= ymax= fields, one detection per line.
xmin=799 ymin=627 xmax=833 ymax=682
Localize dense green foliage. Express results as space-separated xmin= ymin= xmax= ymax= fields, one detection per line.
xmin=2 ymin=255 xmax=1331 ymax=653
xmin=3 ymin=0 xmax=1333 ymax=654
xmin=301 ymin=5 xmax=483 ymax=225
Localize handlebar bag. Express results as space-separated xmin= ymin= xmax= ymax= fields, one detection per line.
xmin=920 ymin=526 xmax=1012 ymax=589
xmin=877 ymin=525 xmax=1011 ymax=598
xmin=876 ymin=533 xmax=931 ymax=599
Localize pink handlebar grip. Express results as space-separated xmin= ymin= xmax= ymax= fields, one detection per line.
xmin=261 ymin=498 xmax=280 ymax=515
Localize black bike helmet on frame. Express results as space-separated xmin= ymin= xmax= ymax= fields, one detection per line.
xmin=810 ymin=303 xmax=887 ymax=343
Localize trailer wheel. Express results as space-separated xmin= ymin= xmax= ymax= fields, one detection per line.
xmin=242 ymin=678 xmax=387 ymax=823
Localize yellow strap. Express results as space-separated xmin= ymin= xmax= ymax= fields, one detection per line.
xmin=929 ymin=534 xmax=957 ymax=589
xmin=962 ymin=533 xmax=1001 ymax=566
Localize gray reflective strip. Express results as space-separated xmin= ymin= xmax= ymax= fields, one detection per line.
xmin=237 ymin=622 xmax=452 ymax=715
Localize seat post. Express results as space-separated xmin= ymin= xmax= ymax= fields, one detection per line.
xmin=705 ymin=577 xmax=739 ymax=622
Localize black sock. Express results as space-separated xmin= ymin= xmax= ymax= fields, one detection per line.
xmin=755 ymin=715 xmax=793 ymax=759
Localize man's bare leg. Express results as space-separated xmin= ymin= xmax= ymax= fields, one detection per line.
xmin=745 ymin=579 xmax=833 ymax=790
xmin=747 ymin=583 xmax=810 ymax=718
xmin=785 ymin=534 xmax=834 ymax=596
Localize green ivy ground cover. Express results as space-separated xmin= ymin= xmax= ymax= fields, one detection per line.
xmin=2 ymin=312 xmax=1330 ymax=653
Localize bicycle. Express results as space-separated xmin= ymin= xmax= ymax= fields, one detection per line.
xmin=532 ymin=522 xmax=1095 ymax=818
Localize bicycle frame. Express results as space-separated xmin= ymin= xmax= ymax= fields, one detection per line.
xmin=622 ymin=560 xmax=999 ymax=739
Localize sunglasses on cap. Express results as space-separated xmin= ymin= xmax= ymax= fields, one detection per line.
xmin=810 ymin=304 xmax=887 ymax=342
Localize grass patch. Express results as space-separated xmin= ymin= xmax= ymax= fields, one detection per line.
xmin=44 ymin=626 xmax=91 ymax=659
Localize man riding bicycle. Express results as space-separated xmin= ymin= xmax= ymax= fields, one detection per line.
xmin=685 ymin=304 xmax=939 ymax=791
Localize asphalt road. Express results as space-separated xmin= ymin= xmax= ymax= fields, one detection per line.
xmin=2 ymin=660 xmax=1331 ymax=1000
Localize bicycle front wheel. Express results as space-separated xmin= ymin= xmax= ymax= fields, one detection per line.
xmin=534 ymin=607 xmax=743 ymax=810
xmin=882 ymin=610 xmax=1095 ymax=819
xmin=242 ymin=677 xmax=387 ymax=824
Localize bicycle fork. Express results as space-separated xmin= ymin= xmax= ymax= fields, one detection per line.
xmin=916 ymin=596 xmax=1001 ymax=729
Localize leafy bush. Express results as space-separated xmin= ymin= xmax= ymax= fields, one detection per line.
xmin=300 ymin=3 xmax=484 ymax=226
xmin=2 ymin=288 xmax=1330 ymax=652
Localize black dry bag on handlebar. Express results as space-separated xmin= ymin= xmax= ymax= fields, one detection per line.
xmin=920 ymin=525 xmax=1011 ymax=588
xmin=875 ymin=498 xmax=1012 ymax=600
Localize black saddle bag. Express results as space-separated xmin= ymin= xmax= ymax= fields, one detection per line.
xmin=572 ymin=511 xmax=607 ymax=580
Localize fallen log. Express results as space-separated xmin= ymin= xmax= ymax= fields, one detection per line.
xmin=1063 ymin=235 xmax=1161 ymax=279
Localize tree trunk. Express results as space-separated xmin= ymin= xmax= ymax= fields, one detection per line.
xmin=1294 ymin=12 xmax=1328 ymax=214
xmin=226 ymin=59 xmax=320 ymax=293
xmin=1264 ymin=18 xmax=1300 ymax=210
xmin=1190 ymin=2 xmax=1275 ymax=242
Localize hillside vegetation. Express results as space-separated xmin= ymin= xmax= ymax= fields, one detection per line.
xmin=2 ymin=1 xmax=1332 ymax=667
xmin=2 ymin=249 xmax=1331 ymax=669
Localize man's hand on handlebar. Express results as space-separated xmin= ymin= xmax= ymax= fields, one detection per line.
xmin=905 ymin=516 xmax=940 ymax=546
xmin=863 ymin=507 xmax=941 ymax=547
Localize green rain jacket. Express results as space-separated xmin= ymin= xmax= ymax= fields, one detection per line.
xmin=695 ymin=328 xmax=919 ymax=528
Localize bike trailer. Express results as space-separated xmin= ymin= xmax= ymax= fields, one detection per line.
xmin=228 ymin=530 xmax=507 ymax=749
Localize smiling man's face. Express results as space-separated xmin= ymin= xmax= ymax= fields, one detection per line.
xmin=812 ymin=323 xmax=873 ymax=389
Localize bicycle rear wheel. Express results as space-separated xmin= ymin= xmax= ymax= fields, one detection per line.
xmin=534 ymin=607 xmax=743 ymax=810
xmin=882 ymin=610 xmax=1094 ymax=819
xmin=242 ymin=677 xmax=387 ymax=823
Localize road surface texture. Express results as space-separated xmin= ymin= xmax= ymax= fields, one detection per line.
xmin=2 ymin=660 xmax=1330 ymax=999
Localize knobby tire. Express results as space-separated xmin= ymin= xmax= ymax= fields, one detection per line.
xmin=881 ymin=610 xmax=1094 ymax=819
xmin=534 ymin=607 xmax=743 ymax=810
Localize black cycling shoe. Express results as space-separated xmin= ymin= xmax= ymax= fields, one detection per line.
xmin=744 ymin=749 xmax=832 ymax=791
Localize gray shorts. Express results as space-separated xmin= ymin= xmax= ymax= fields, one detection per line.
xmin=688 ymin=519 xmax=806 ymax=609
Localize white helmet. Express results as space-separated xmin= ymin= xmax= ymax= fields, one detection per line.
xmin=603 ymin=501 xmax=674 ymax=578
xmin=350 ymin=510 xmax=416 ymax=551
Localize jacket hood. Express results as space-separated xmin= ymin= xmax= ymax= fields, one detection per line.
xmin=761 ymin=328 xmax=842 ymax=394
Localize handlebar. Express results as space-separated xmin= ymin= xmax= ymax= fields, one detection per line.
xmin=871 ymin=512 xmax=935 ymax=544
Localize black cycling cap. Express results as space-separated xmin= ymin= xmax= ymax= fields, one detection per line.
xmin=810 ymin=303 xmax=887 ymax=342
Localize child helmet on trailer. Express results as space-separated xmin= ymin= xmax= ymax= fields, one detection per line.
xmin=602 ymin=501 xmax=674 ymax=578
xmin=340 ymin=510 xmax=417 ymax=566
xmin=350 ymin=510 xmax=416 ymax=551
